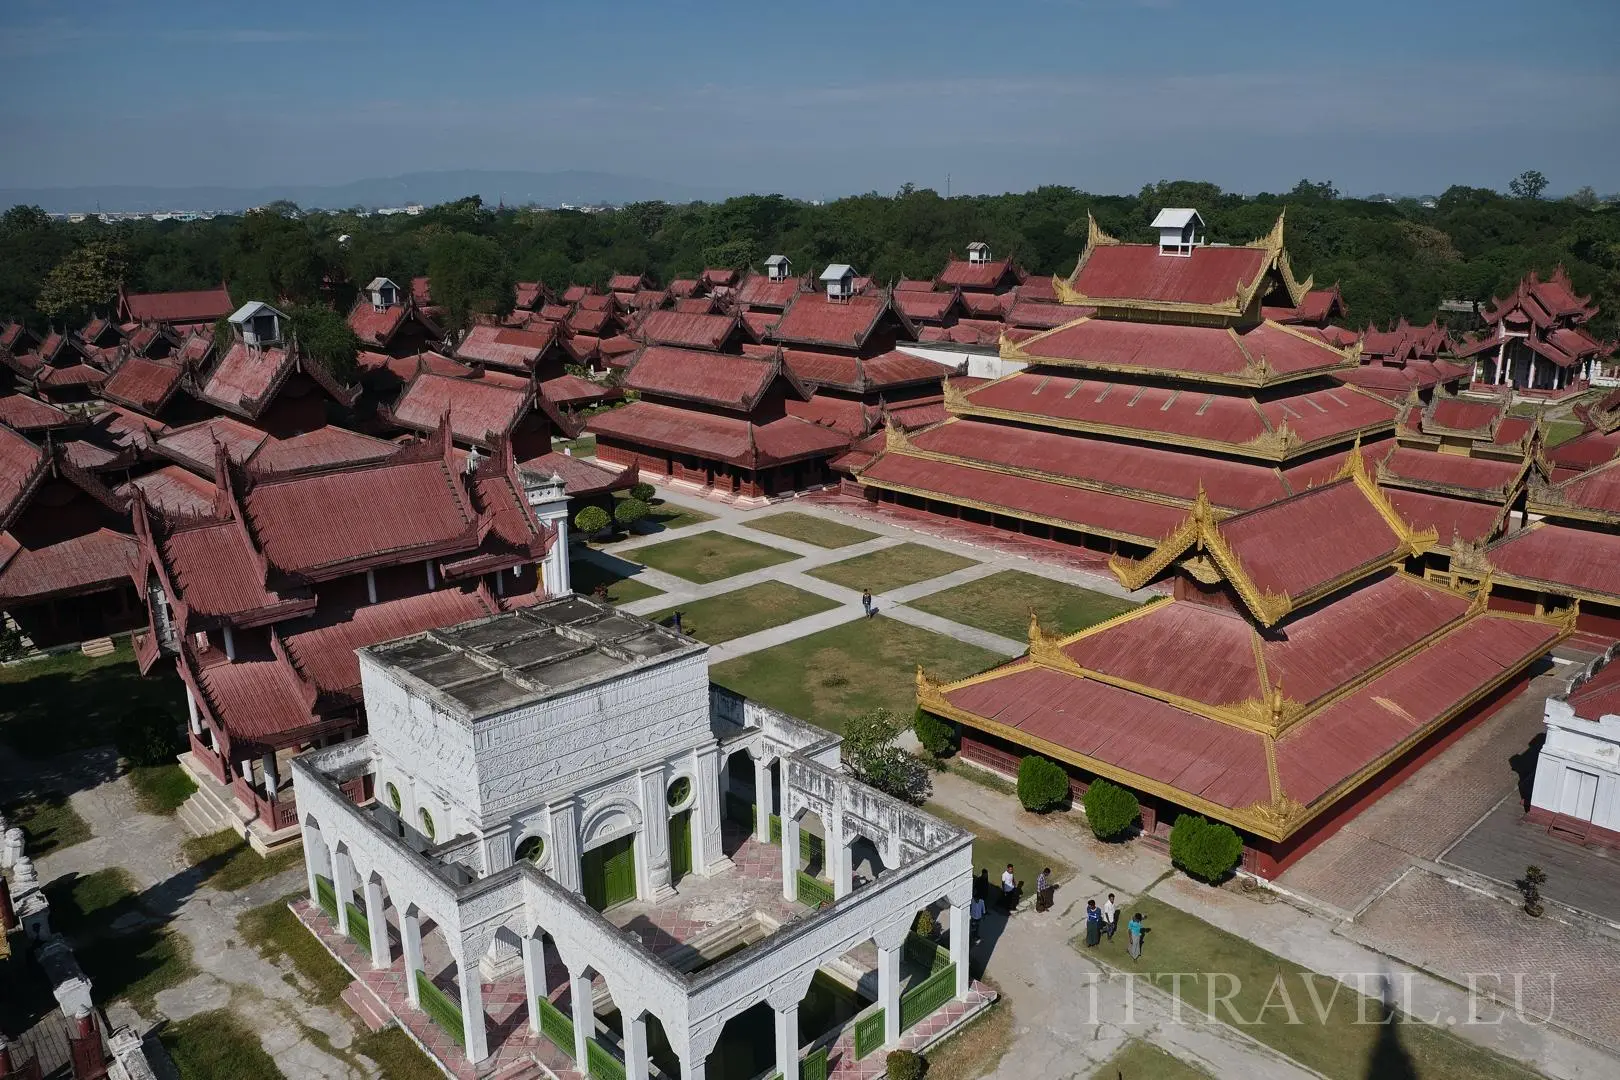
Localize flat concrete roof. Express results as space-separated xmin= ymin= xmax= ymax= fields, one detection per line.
xmin=363 ymin=594 xmax=702 ymax=719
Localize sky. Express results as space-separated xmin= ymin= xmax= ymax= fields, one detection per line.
xmin=3 ymin=0 xmax=1618 ymax=199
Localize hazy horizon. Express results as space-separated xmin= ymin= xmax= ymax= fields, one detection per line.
xmin=4 ymin=0 xmax=1617 ymax=200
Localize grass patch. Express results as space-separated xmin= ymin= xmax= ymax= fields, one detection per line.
xmin=807 ymin=542 xmax=975 ymax=594
xmin=1546 ymin=419 xmax=1584 ymax=446
xmin=182 ymin=829 xmax=303 ymax=892
xmin=743 ymin=511 xmax=879 ymax=549
xmin=924 ymin=802 xmax=1072 ymax=888
xmin=239 ymin=894 xmax=354 ymax=1007
xmin=1081 ymin=901 xmax=1542 ymax=1080
xmin=355 ymin=1027 xmax=445 ymax=1080
xmin=712 ymin=617 xmax=1001 ymax=734
xmin=571 ymin=557 xmax=664 ymax=604
xmin=646 ymin=581 xmax=839 ymax=644
xmin=128 ymin=763 xmax=197 ymax=815
xmin=910 ymin=569 xmax=1137 ymax=641
xmin=920 ymin=979 xmax=1012 ymax=1080
xmin=78 ymin=925 xmax=196 ymax=1014
xmin=162 ymin=1008 xmax=287 ymax=1080
xmin=634 ymin=532 xmax=797 ymax=585
xmin=43 ymin=868 xmax=139 ymax=937
xmin=0 ymin=641 xmax=185 ymax=758
xmin=554 ymin=434 xmax=597 ymax=457
xmin=623 ymin=495 xmax=715 ymax=533
xmin=1090 ymin=1038 xmax=1213 ymax=1079
xmin=3 ymin=792 xmax=92 ymax=856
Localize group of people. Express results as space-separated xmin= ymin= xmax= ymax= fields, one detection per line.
xmin=1083 ymin=894 xmax=1146 ymax=958
xmin=967 ymin=865 xmax=1148 ymax=959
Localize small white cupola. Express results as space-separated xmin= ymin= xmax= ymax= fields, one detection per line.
xmin=1151 ymin=209 xmax=1204 ymax=257
xmin=765 ymin=254 xmax=792 ymax=283
xmin=966 ymin=241 xmax=992 ymax=265
xmin=366 ymin=276 xmax=400 ymax=310
xmin=821 ymin=263 xmax=856 ymax=302
xmin=227 ymin=301 xmax=286 ymax=349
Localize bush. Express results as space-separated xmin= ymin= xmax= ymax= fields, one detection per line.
xmin=1081 ymin=778 xmax=1140 ymax=841
xmin=886 ymin=1049 xmax=923 ymax=1080
xmin=912 ymin=909 xmax=935 ymax=938
xmin=912 ymin=708 xmax=955 ymax=757
xmin=575 ymin=505 xmax=611 ymax=535
xmin=1016 ymin=755 xmax=1069 ymax=813
xmin=614 ymin=497 xmax=651 ymax=529
xmin=1169 ymin=814 xmax=1244 ymax=884
xmin=117 ymin=705 xmax=183 ymax=767
xmin=843 ymin=709 xmax=930 ymax=804
xmin=629 ymin=481 xmax=656 ymax=502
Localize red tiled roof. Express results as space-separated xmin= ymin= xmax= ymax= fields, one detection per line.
xmin=939 ymin=257 xmax=1020 ymax=292
xmin=672 ymin=297 xmax=716 ymax=314
xmin=770 ymin=292 xmax=896 ymax=350
xmin=624 ymin=346 xmax=779 ymax=409
xmin=668 ymin=279 xmax=700 ymax=299
xmin=158 ymin=517 xmax=289 ymax=619
xmin=887 ymin=401 xmax=947 ymax=430
xmin=120 ymin=465 xmax=217 ymax=517
xmin=589 ymin=400 xmax=847 ymax=468
xmin=740 ymin=311 xmax=779 ymax=340
xmin=1014 ymin=319 xmax=1352 ymax=383
xmin=156 ymin=416 xmax=269 ymax=471
xmin=101 ymin=356 xmax=183 ymax=414
xmin=519 ymin=451 xmax=635 ymax=498
xmin=281 ymin=588 xmax=496 ymax=698
xmin=1016 ymin=278 xmax=1060 ymax=304
xmin=1071 ymin=243 xmax=1269 ymax=308
xmin=248 ymin=427 xmax=397 ymax=473
xmin=560 ymin=285 xmax=590 ymax=304
xmin=121 ymin=285 xmax=233 ymax=325
xmin=1379 ymin=446 xmax=1523 ymax=497
xmin=702 ymin=268 xmax=739 ymax=288
xmin=515 ymin=282 xmax=544 ymax=309
xmin=1567 ymin=656 xmax=1620 ymax=721
xmin=0 ymin=528 xmax=139 ymax=604
xmin=636 ymin=309 xmax=738 ymax=351
xmin=390 ymin=371 xmax=529 ymax=445
xmin=893 ymin=290 xmax=958 ymax=324
xmin=766 ymin=346 xmax=943 ymax=393
xmin=346 ymin=301 xmax=408 ymax=348
xmin=957 ymin=292 xmax=1006 ymax=319
xmin=785 ymin=395 xmax=877 ymax=438
xmin=193 ymin=655 xmax=316 ymax=743
xmin=0 ymin=393 xmax=69 ymax=432
xmin=197 ymin=342 xmax=291 ymax=415
xmin=1486 ymin=522 xmax=1620 ymax=600
xmin=1005 ymin=300 xmax=1079 ymax=330
xmin=608 ymin=274 xmax=648 ymax=293
xmin=454 ymin=324 xmax=557 ymax=371
xmin=1383 ymin=489 xmax=1503 ymax=547
xmin=356 ymin=350 xmax=471 ymax=386
xmin=1426 ymin=396 xmax=1503 ymax=436
xmin=540 ymin=373 xmax=619 ymax=408
xmin=35 ymin=363 xmax=107 ymax=389
xmin=1549 ymin=429 xmax=1620 ymax=474
xmin=0 ymin=425 xmax=48 ymax=526
xmin=735 ymin=274 xmax=800 ymax=311
xmin=567 ymin=308 xmax=613 ymax=336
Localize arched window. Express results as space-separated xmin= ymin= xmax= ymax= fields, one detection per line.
xmin=420 ymin=807 xmax=436 ymax=842
xmin=386 ymin=782 xmax=401 ymax=812
xmin=667 ymin=776 xmax=692 ymax=809
xmin=515 ymin=835 xmax=545 ymax=864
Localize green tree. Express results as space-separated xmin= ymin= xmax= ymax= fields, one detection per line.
xmin=911 ymin=708 xmax=955 ymax=757
xmin=613 ymin=497 xmax=650 ymax=530
xmin=227 ymin=208 xmax=324 ymax=304
xmin=427 ymin=231 xmax=514 ymax=338
xmin=286 ymin=303 xmax=361 ymax=383
xmin=1509 ymin=170 xmax=1549 ymax=200
xmin=842 ymin=709 xmax=929 ymax=803
xmin=1081 ymin=778 xmax=1139 ymax=841
xmin=575 ymin=505 xmax=611 ymax=535
xmin=1169 ymin=814 xmax=1244 ymax=883
xmin=37 ymin=239 xmax=127 ymax=321
xmin=1016 ymin=755 xmax=1068 ymax=813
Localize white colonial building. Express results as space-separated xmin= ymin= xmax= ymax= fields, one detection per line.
xmin=290 ymin=595 xmax=986 ymax=1077
xmin=1531 ymin=647 xmax=1620 ymax=847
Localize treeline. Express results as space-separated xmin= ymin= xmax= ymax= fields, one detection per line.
xmin=3 ymin=178 xmax=1617 ymax=337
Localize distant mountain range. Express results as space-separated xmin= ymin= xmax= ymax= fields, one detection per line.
xmin=0 ymin=170 xmax=734 ymax=214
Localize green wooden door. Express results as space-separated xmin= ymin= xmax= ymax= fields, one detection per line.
xmin=669 ymin=810 xmax=693 ymax=883
xmin=583 ymin=834 xmax=637 ymax=911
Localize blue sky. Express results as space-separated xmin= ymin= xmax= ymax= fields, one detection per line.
xmin=3 ymin=0 xmax=1617 ymax=197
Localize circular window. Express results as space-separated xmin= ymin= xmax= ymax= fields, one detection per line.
xmin=667 ymin=776 xmax=692 ymax=809
xmin=515 ymin=835 xmax=546 ymax=864
xmin=420 ymin=808 xmax=436 ymax=842
xmin=386 ymin=782 xmax=401 ymax=812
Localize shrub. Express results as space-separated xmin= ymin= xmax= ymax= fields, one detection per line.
xmin=886 ymin=1049 xmax=923 ymax=1080
xmin=117 ymin=705 xmax=183 ymax=768
xmin=1169 ymin=814 xmax=1244 ymax=884
xmin=1081 ymin=778 xmax=1140 ymax=841
xmin=843 ymin=709 xmax=930 ymax=804
xmin=912 ymin=708 xmax=955 ymax=757
xmin=1016 ymin=755 xmax=1069 ymax=813
xmin=912 ymin=909 xmax=935 ymax=938
xmin=575 ymin=505 xmax=611 ymax=535
xmin=629 ymin=481 xmax=656 ymax=502
xmin=614 ymin=497 xmax=651 ymax=529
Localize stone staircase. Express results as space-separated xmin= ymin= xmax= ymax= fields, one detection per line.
xmin=79 ymin=636 xmax=116 ymax=657
xmin=341 ymin=981 xmax=392 ymax=1033
xmin=174 ymin=755 xmax=253 ymax=840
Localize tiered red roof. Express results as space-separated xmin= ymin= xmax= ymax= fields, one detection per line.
xmin=100 ymin=355 xmax=186 ymax=415
xmin=118 ymin=284 xmax=234 ymax=327
xmin=769 ymin=291 xmax=914 ymax=352
xmin=453 ymin=324 xmax=559 ymax=372
xmin=636 ymin=309 xmax=740 ymax=352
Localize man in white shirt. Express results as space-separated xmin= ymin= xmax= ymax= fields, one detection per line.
xmin=1001 ymin=864 xmax=1017 ymax=912
xmin=1102 ymin=893 xmax=1118 ymax=940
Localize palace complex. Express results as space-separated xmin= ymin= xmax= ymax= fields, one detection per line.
xmin=292 ymin=595 xmax=990 ymax=1075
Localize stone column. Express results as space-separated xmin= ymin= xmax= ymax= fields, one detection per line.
xmin=878 ymin=944 xmax=901 ymax=1047
xmin=522 ymin=933 xmax=548 ymax=1035
xmin=262 ymin=752 xmax=278 ymax=799
xmin=826 ymin=811 xmax=849 ymax=900
xmin=781 ymin=815 xmax=800 ymax=902
xmin=332 ymin=849 xmax=355 ymax=936
xmin=549 ymin=800 xmax=583 ymax=894
xmin=638 ymin=767 xmax=673 ymax=899
xmin=694 ymin=744 xmax=726 ymax=872
xmin=302 ymin=825 xmax=327 ymax=907
xmin=682 ymin=1050 xmax=708 ymax=1080
xmin=626 ymin=1011 xmax=651 ymax=1080
xmin=402 ymin=908 xmax=425 ymax=1008
xmin=774 ymin=1001 xmax=800 ymax=1080
xmin=753 ymin=755 xmax=773 ymax=842
xmin=949 ymin=902 xmax=970 ymax=998
xmin=459 ymin=957 xmax=489 ymax=1063
xmin=363 ymin=878 xmax=389 ymax=969
xmin=570 ymin=970 xmax=593 ymax=1066
xmin=185 ymin=686 xmax=202 ymax=736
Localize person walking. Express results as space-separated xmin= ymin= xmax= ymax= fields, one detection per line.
xmin=973 ymin=868 xmax=988 ymax=902
xmin=969 ymin=895 xmax=985 ymax=944
xmin=1000 ymin=863 xmax=1017 ymax=913
xmin=1102 ymin=893 xmax=1117 ymax=941
xmin=1084 ymin=899 xmax=1102 ymax=947
xmin=1034 ymin=867 xmax=1052 ymax=912
xmin=861 ymin=588 xmax=874 ymax=617
xmin=1127 ymin=911 xmax=1145 ymax=960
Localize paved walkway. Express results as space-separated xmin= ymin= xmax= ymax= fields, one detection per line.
xmin=1442 ymin=796 xmax=1620 ymax=924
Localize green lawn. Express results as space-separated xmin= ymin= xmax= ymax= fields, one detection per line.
xmin=0 ymin=641 xmax=185 ymax=758
xmin=711 ymin=617 xmax=1002 ymax=734
xmin=183 ymin=829 xmax=304 ymax=892
xmin=1091 ymin=1039 xmax=1213 ymax=1080
xmin=743 ymin=511 xmax=879 ymax=549
xmin=1546 ymin=419 xmax=1584 ymax=447
xmin=1081 ymin=901 xmax=1542 ymax=1080
xmin=128 ymin=763 xmax=197 ymax=815
xmin=615 ymin=494 xmax=715 ymax=534
xmin=808 ymin=542 xmax=975 ymax=595
xmin=924 ymin=802 xmax=1073 ymax=890
xmin=354 ymin=1027 xmax=444 ymax=1080
xmin=634 ymin=532 xmax=797 ymax=585
xmin=239 ymin=894 xmax=355 ymax=1007
xmin=162 ymin=1009 xmax=287 ymax=1080
xmin=43 ymin=868 xmax=140 ymax=937
xmin=3 ymin=792 xmax=92 ymax=856
xmin=571 ymin=556 xmax=665 ymax=604
xmin=554 ymin=433 xmax=596 ymax=457
xmin=910 ymin=569 xmax=1138 ymax=641
xmin=646 ymin=581 xmax=838 ymax=644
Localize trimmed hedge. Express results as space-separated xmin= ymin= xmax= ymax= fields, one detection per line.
xmin=614 ymin=498 xmax=651 ymax=528
xmin=1081 ymin=778 xmax=1140 ymax=841
xmin=886 ymin=1049 xmax=923 ymax=1080
xmin=629 ymin=482 xmax=656 ymax=502
xmin=575 ymin=506 xmax=611 ymax=535
xmin=912 ymin=708 xmax=955 ymax=757
xmin=1016 ymin=755 xmax=1068 ymax=813
xmin=1169 ymin=813 xmax=1244 ymax=883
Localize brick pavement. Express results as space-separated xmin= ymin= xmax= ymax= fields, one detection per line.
xmin=1443 ymin=797 xmax=1620 ymax=923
